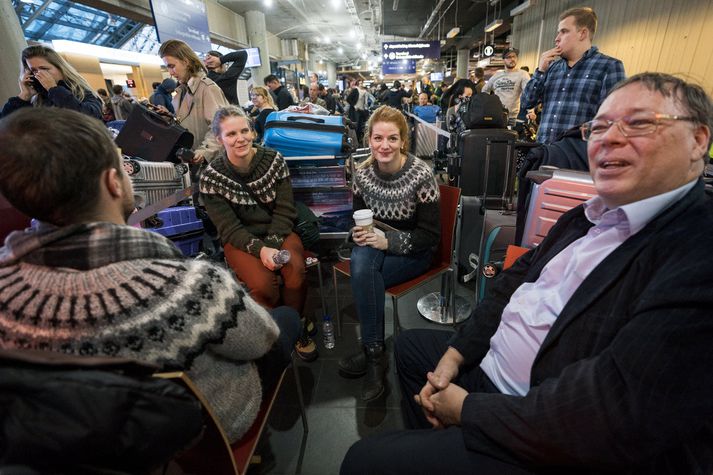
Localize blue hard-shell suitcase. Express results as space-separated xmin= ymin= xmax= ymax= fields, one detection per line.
xmin=262 ymin=111 xmax=352 ymax=157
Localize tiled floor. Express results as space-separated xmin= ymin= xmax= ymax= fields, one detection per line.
xmin=248 ymin=254 xmax=468 ymax=475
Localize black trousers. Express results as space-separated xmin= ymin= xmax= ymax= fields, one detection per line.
xmin=340 ymin=329 xmax=535 ymax=475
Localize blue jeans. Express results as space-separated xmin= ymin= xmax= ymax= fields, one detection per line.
xmin=350 ymin=245 xmax=432 ymax=345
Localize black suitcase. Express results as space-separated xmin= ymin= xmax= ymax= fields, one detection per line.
xmin=452 ymin=129 xmax=518 ymax=206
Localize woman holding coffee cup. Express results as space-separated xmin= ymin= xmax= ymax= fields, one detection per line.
xmin=338 ymin=105 xmax=440 ymax=401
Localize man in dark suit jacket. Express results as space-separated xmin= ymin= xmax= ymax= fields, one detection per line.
xmin=341 ymin=72 xmax=713 ymax=475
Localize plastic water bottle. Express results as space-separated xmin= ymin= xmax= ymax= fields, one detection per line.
xmin=323 ymin=315 xmax=336 ymax=349
xmin=272 ymin=249 xmax=291 ymax=265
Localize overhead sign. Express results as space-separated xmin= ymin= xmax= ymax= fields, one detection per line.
xmin=483 ymin=44 xmax=495 ymax=57
xmin=382 ymin=59 xmax=417 ymax=75
xmin=150 ymin=0 xmax=211 ymax=53
xmin=382 ymin=41 xmax=441 ymax=61
xmin=125 ymin=79 xmax=136 ymax=88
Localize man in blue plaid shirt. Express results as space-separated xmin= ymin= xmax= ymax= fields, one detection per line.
xmin=521 ymin=7 xmax=625 ymax=144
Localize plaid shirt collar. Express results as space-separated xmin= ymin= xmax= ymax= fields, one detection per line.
xmin=0 ymin=221 xmax=183 ymax=270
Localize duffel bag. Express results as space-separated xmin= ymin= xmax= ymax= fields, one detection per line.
xmin=263 ymin=111 xmax=353 ymax=157
xmin=116 ymin=104 xmax=194 ymax=162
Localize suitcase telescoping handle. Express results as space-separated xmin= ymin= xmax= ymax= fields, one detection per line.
xmin=286 ymin=116 xmax=325 ymax=124
xmin=484 ymin=138 xmax=516 ymax=210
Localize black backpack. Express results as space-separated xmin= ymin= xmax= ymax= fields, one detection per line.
xmin=458 ymin=93 xmax=508 ymax=129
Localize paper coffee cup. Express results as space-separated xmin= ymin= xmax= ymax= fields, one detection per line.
xmin=353 ymin=209 xmax=374 ymax=233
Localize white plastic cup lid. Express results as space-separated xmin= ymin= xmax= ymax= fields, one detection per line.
xmin=353 ymin=209 xmax=374 ymax=222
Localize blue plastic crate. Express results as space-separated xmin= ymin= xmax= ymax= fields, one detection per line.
xmin=174 ymin=234 xmax=203 ymax=257
xmin=149 ymin=206 xmax=203 ymax=238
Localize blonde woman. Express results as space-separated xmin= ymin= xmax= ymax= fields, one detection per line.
xmin=338 ymin=105 xmax=440 ymax=401
xmin=1 ymin=45 xmax=102 ymax=119
xmin=158 ymin=39 xmax=228 ymax=166
xmin=251 ymin=86 xmax=277 ymax=142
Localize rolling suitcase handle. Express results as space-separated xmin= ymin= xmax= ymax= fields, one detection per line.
xmin=286 ymin=116 xmax=326 ymax=123
xmin=484 ymin=138 xmax=517 ymax=210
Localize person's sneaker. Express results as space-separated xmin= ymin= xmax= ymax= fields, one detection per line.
xmin=295 ymin=336 xmax=319 ymax=362
xmin=301 ymin=317 xmax=317 ymax=337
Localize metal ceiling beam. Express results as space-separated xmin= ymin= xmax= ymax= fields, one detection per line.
xmin=418 ymin=0 xmax=449 ymax=38
xmin=22 ymin=0 xmax=52 ymax=28
xmin=32 ymin=2 xmax=71 ymax=38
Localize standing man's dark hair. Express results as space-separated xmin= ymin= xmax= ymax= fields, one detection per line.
xmin=0 ymin=108 xmax=125 ymax=225
xmin=263 ymin=75 xmax=294 ymax=110
xmin=204 ymin=49 xmax=247 ymax=105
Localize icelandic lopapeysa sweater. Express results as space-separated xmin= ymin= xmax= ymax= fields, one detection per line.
xmin=0 ymin=222 xmax=279 ymax=443
xmin=353 ymin=154 xmax=440 ymax=255
xmin=200 ymin=146 xmax=297 ymax=257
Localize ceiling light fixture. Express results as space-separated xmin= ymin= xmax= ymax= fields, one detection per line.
xmin=356 ymin=42 xmax=362 ymax=49
xmin=337 ymin=47 xmax=344 ymax=54
xmin=331 ymin=0 xmax=341 ymax=8
xmin=510 ymin=0 xmax=533 ymax=16
xmin=484 ymin=19 xmax=503 ymax=33
xmin=323 ymin=36 xmax=330 ymax=43
xmin=392 ymin=0 xmax=398 ymax=11
xmin=264 ymin=0 xmax=272 ymax=7
xmin=446 ymin=27 xmax=460 ymax=38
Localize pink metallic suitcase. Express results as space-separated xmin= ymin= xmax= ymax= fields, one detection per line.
xmin=521 ymin=169 xmax=597 ymax=248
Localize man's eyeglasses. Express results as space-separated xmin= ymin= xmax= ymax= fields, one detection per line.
xmin=580 ymin=111 xmax=697 ymax=141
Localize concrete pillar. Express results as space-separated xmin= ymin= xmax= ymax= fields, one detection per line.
xmin=456 ymin=48 xmax=470 ymax=80
xmin=326 ymin=61 xmax=337 ymax=88
xmin=245 ymin=10 xmax=270 ymax=83
xmin=0 ymin=2 xmax=28 ymax=104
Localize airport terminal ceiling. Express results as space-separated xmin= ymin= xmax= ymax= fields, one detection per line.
xmin=12 ymin=0 xmax=517 ymax=69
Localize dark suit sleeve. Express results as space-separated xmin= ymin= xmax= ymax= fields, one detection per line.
xmin=458 ymin=206 xmax=713 ymax=470
xmin=219 ymin=50 xmax=248 ymax=81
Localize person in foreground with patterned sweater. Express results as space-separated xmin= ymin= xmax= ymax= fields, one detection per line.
xmin=338 ymin=105 xmax=440 ymax=401
xmin=342 ymin=74 xmax=713 ymax=474
xmin=199 ymin=105 xmax=317 ymax=362
xmin=0 ymin=107 xmax=300 ymax=444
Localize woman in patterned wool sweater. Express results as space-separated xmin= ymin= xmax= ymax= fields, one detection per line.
xmin=338 ymin=105 xmax=440 ymax=401
xmin=199 ymin=105 xmax=317 ymax=361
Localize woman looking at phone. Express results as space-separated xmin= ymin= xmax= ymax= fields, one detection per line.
xmin=1 ymin=45 xmax=102 ymax=119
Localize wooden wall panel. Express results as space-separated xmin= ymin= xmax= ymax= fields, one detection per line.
xmin=512 ymin=0 xmax=713 ymax=94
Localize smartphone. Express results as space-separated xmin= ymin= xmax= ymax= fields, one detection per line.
xmin=29 ymin=75 xmax=44 ymax=92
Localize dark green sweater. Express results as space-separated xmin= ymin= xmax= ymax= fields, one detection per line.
xmin=200 ymin=146 xmax=296 ymax=257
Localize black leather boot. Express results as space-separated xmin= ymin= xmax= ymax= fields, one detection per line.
xmin=361 ymin=342 xmax=387 ymax=401
xmin=338 ymin=350 xmax=367 ymax=377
